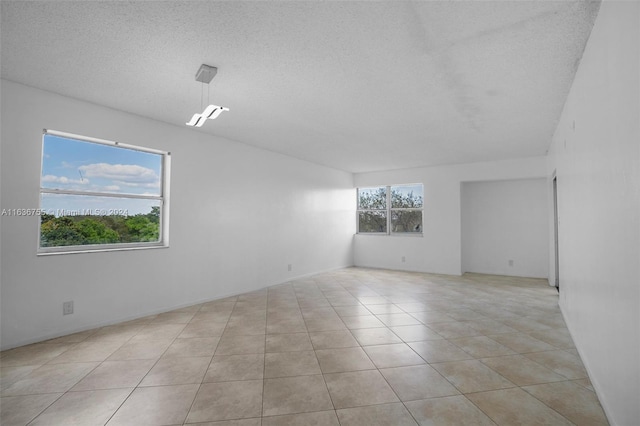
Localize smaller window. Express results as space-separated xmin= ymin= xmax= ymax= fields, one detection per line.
xmin=357 ymin=184 xmax=423 ymax=235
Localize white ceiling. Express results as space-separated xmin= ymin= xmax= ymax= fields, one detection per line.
xmin=1 ymin=1 xmax=600 ymax=173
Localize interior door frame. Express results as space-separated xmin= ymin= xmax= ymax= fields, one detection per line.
xmin=552 ymin=173 xmax=560 ymax=291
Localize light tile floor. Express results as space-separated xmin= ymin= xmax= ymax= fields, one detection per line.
xmin=0 ymin=268 xmax=609 ymax=425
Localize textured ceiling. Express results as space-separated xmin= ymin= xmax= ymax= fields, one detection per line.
xmin=1 ymin=1 xmax=600 ymax=173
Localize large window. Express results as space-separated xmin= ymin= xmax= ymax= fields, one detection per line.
xmin=38 ymin=130 xmax=170 ymax=254
xmin=357 ymin=184 xmax=423 ymax=234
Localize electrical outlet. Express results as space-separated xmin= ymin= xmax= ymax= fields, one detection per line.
xmin=401 ymin=256 xmax=406 ymax=263
xmin=508 ymin=260 xmax=514 ymax=267
xmin=63 ymin=300 xmax=74 ymax=315
xmin=287 ymin=264 xmax=292 ymax=272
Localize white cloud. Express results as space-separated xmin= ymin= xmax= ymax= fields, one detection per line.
xmin=42 ymin=175 xmax=88 ymax=185
xmin=79 ymin=163 xmax=159 ymax=184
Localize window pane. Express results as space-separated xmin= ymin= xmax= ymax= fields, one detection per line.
xmin=358 ymin=211 xmax=387 ymax=233
xmin=40 ymin=193 xmax=161 ymax=248
xmin=42 ymin=134 xmax=162 ymax=196
xmin=357 ymin=187 xmax=386 ymax=210
xmin=391 ymin=185 xmax=423 ymax=209
xmin=391 ymin=210 xmax=422 ymax=233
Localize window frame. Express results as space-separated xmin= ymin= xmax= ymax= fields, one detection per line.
xmin=356 ymin=184 xmax=423 ymax=236
xmin=37 ymin=129 xmax=171 ymax=255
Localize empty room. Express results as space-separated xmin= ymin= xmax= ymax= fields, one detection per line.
xmin=0 ymin=1 xmax=638 ymax=425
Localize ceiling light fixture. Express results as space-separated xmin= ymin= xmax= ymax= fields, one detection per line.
xmin=186 ymin=64 xmax=229 ymax=127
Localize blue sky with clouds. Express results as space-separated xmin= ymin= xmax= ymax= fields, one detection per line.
xmin=41 ymin=134 xmax=163 ymax=216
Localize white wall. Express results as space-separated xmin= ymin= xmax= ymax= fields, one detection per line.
xmin=461 ymin=178 xmax=548 ymax=278
xmin=546 ymin=1 xmax=639 ymax=424
xmin=353 ymin=157 xmax=547 ymax=276
xmin=0 ymin=80 xmax=355 ymax=350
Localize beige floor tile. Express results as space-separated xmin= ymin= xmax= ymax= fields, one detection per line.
xmin=106 ymin=339 xmax=173 ymax=361
xmin=309 ymin=330 xmax=359 ymax=349
xmin=198 ymin=300 xmax=237 ymax=312
xmin=488 ymin=333 xmax=557 ymax=354
xmin=408 ymin=340 xmax=474 ymax=363
xmin=301 ymin=307 xmax=337 ymax=319
xmin=151 ymin=312 xmax=195 ymax=324
xmin=467 ymin=387 xmax=574 ymax=425
xmin=564 ymin=348 xmax=580 ymax=357
xmin=179 ymin=322 xmax=227 ymax=338
xmin=186 ymin=419 xmax=262 ymax=426
xmin=215 ymin=335 xmax=265 ymax=355
xmin=448 ymin=336 xmax=515 ymax=358
xmin=262 ymin=410 xmax=339 ymax=426
xmin=186 ymin=380 xmax=263 ymax=423
xmin=336 ymin=403 xmax=418 ymax=426
xmin=108 ymin=384 xmax=199 ymax=425
xmin=572 ymin=377 xmax=595 ymax=391
xmin=315 ymin=347 xmax=376 ymax=373
xmin=528 ymin=329 xmax=576 ymax=349
xmin=204 ymin=354 xmax=264 ymax=382
xmin=395 ymin=302 xmax=430 ymax=313
xmin=47 ymin=340 xmax=125 ymax=364
xmin=0 ymin=393 xmax=62 ymax=426
xmin=85 ymin=325 xmax=143 ymax=343
xmin=426 ymin=321 xmax=482 ymax=339
xmin=499 ymin=316 xmax=553 ymax=332
xmin=328 ymin=297 xmax=361 ymax=307
xmin=0 ymin=343 xmax=75 ymax=367
xmin=266 ymin=317 xmax=307 ymax=334
xmin=304 ymin=317 xmax=348 ymax=332
xmin=389 ymin=325 xmax=443 ymax=342
xmin=163 ymin=337 xmax=220 ymax=358
xmin=44 ymin=329 xmax=99 ymax=344
xmin=340 ymin=315 xmax=386 ymax=329
xmin=130 ymin=324 xmax=187 ymax=341
xmin=351 ymin=327 xmax=402 ymax=346
xmin=224 ymin=320 xmax=267 ymax=336
xmin=365 ymin=304 xmax=405 ymax=315
xmin=265 ymin=351 xmax=321 ymax=378
xmin=190 ymin=309 xmax=232 ymax=322
xmin=408 ymin=311 xmax=457 ymax=324
xmin=479 ymin=354 xmax=566 ymax=386
xmin=363 ymin=343 xmax=425 ymax=368
xmin=140 ymin=356 xmax=210 ymax=386
xmin=262 ymin=375 xmax=333 ymax=416
xmin=431 ymin=360 xmax=515 ymax=393
xmin=380 ymin=364 xmax=459 ymax=401
xmin=29 ymin=388 xmax=131 ymax=426
xmin=523 ymin=381 xmax=609 ymax=425
xmin=333 ymin=305 xmax=372 ymax=317
xmin=446 ymin=308 xmax=488 ymax=321
xmin=72 ymin=359 xmax=155 ymax=390
xmin=0 ymin=365 xmax=41 ymax=391
xmin=266 ymin=333 xmax=313 ymax=352
xmin=324 ymin=369 xmax=398 ymax=409
xmin=523 ymin=349 xmax=588 ymax=379
xmin=465 ymin=319 xmax=519 ymax=335
xmin=357 ymin=296 xmax=390 ymax=305
xmin=405 ymin=395 xmax=497 ymax=426
xmin=2 ymin=362 xmax=98 ymax=396
xmin=376 ymin=313 xmax=422 ymax=327
xmin=0 ymin=268 xmax=610 ymax=426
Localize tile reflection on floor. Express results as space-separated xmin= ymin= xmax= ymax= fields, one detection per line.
xmin=0 ymin=268 xmax=609 ymax=425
